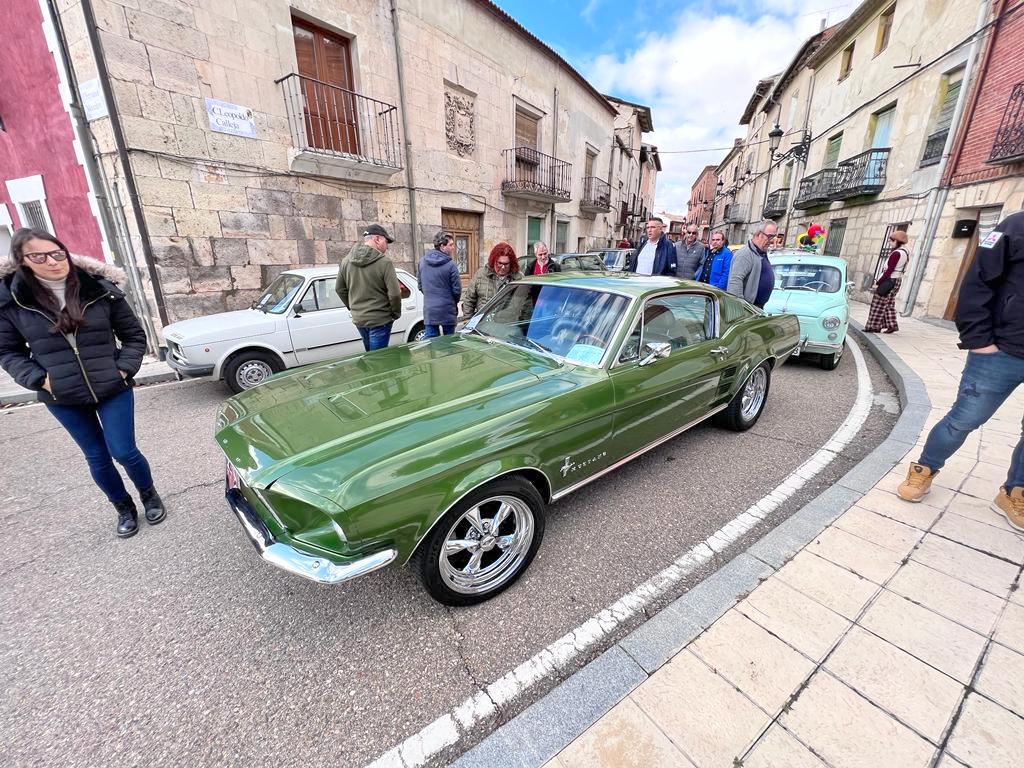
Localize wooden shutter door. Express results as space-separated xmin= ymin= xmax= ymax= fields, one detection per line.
xmin=292 ymin=19 xmax=359 ymax=155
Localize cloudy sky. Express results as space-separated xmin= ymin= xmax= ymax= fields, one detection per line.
xmin=496 ymin=0 xmax=858 ymax=216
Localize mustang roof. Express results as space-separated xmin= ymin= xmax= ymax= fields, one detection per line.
xmin=519 ymin=272 xmax=719 ymax=298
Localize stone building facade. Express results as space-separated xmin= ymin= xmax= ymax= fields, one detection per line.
xmin=50 ymin=0 xmax=653 ymax=332
xmin=686 ymin=165 xmax=717 ymax=241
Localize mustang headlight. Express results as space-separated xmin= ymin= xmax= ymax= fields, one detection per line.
xmin=822 ymin=315 xmax=842 ymax=330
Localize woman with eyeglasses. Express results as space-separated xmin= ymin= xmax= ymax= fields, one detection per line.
xmin=864 ymin=230 xmax=911 ymax=334
xmin=0 ymin=228 xmax=165 ymax=538
xmin=460 ymin=242 xmax=523 ymax=317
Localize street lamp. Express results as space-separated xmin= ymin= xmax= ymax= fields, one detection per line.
xmin=768 ymin=123 xmax=784 ymax=155
xmin=762 ymin=123 xmax=785 ymax=217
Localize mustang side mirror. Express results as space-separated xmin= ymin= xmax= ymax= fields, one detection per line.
xmin=639 ymin=341 xmax=672 ymax=366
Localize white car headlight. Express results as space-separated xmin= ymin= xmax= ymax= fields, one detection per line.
xmin=822 ymin=315 xmax=842 ymax=330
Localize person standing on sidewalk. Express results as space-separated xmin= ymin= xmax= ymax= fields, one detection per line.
xmin=336 ymin=223 xmax=401 ymax=351
xmin=0 ymin=228 xmax=165 ymax=538
xmin=417 ymin=231 xmax=461 ymax=337
xmin=897 ymin=211 xmax=1024 ymax=530
xmin=864 ymin=230 xmax=910 ymax=333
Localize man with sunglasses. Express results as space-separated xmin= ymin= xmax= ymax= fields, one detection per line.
xmin=675 ymin=225 xmax=706 ymax=280
xmin=728 ymin=220 xmax=778 ymax=308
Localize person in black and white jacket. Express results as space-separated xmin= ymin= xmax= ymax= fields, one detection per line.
xmin=0 ymin=228 xmax=165 ymax=538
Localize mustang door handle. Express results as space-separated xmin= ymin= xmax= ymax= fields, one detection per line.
xmin=710 ymin=346 xmax=729 ymax=355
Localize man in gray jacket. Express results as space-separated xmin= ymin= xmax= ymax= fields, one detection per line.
xmin=728 ymin=220 xmax=778 ymax=308
xmin=675 ymin=225 xmax=705 ymax=279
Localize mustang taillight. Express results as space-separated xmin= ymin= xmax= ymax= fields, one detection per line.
xmin=225 ymin=460 xmax=240 ymax=490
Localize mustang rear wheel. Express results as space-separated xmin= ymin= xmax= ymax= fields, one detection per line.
xmin=412 ymin=475 xmax=546 ymax=606
xmin=714 ymin=362 xmax=771 ymax=432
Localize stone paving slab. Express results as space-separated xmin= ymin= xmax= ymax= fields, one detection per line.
xmin=467 ymin=306 xmax=1024 ymax=768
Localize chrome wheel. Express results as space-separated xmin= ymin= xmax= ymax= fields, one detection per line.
xmin=236 ymin=359 xmax=274 ymax=389
xmin=740 ymin=366 xmax=768 ymax=421
xmin=437 ymin=495 xmax=535 ymax=595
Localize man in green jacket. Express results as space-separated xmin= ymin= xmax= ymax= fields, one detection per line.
xmin=336 ymin=224 xmax=402 ymax=351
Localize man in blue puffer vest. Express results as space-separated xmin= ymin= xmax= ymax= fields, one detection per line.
xmin=625 ymin=217 xmax=678 ymax=276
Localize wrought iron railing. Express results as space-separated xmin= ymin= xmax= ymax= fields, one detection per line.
xmin=580 ymin=176 xmax=612 ymax=211
xmin=763 ymin=188 xmax=789 ymax=218
xmin=793 ymin=169 xmax=838 ymax=209
xmin=989 ymin=81 xmax=1024 ymax=164
xmin=501 ymin=147 xmax=572 ymax=201
xmin=723 ymin=203 xmax=748 ymax=223
xmin=277 ymin=73 xmax=402 ymax=168
xmin=920 ymin=129 xmax=948 ymax=167
xmin=831 ymin=148 xmax=890 ymax=199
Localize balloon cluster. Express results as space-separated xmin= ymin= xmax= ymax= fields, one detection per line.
xmin=797 ymin=223 xmax=826 ymax=251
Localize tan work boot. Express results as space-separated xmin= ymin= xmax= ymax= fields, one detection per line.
xmin=992 ymin=486 xmax=1024 ymax=532
xmin=897 ymin=463 xmax=937 ymax=502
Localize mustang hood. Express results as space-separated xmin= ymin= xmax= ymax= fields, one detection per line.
xmin=765 ymin=291 xmax=845 ymax=317
xmin=215 ymin=336 xmax=569 ymax=487
xmin=164 ymin=309 xmax=278 ymax=345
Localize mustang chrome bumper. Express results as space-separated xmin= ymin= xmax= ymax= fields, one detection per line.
xmin=226 ymin=487 xmax=396 ymax=584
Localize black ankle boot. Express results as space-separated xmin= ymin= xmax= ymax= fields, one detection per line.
xmin=114 ymin=497 xmax=139 ymax=538
xmin=140 ymin=486 xmax=166 ymax=524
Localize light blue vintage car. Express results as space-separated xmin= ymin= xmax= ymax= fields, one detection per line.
xmin=763 ymin=251 xmax=849 ymax=370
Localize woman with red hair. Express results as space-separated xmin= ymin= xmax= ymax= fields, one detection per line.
xmin=461 ymin=242 xmax=522 ymax=317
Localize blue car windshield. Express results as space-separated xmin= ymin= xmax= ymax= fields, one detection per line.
xmin=774 ymin=264 xmax=842 ymax=293
xmin=467 ymin=284 xmax=629 ymax=365
xmin=253 ymin=273 xmax=304 ymax=313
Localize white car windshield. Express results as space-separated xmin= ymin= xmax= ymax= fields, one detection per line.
xmin=774 ymin=264 xmax=842 ymax=293
xmin=465 ymin=284 xmax=629 ymax=366
xmin=253 ymin=274 xmax=304 ymax=313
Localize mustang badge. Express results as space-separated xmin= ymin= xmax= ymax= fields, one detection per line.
xmin=560 ymin=452 xmax=608 ymax=477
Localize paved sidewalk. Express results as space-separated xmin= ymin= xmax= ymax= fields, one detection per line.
xmin=0 ymin=355 xmax=177 ymax=405
xmin=539 ymin=307 xmax=1024 ymax=767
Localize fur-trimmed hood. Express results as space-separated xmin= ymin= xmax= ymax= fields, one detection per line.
xmin=0 ymin=254 xmax=126 ymax=283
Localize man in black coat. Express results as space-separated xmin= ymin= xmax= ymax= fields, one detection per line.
xmin=625 ymin=217 xmax=678 ymax=276
xmin=897 ymin=210 xmax=1024 ymax=531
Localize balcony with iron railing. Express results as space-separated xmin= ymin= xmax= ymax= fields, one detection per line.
xmin=831 ymin=148 xmax=890 ymax=200
xmin=988 ymin=81 xmax=1024 ymax=165
xmin=762 ymin=188 xmax=789 ymax=218
xmin=501 ymin=147 xmax=572 ymax=202
xmin=920 ymin=130 xmax=947 ymax=167
xmin=723 ymin=203 xmax=748 ymax=223
xmin=277 ymin=73 xmax=402 ymax=183
xmin=580 ymin=176 xmax=612 ymax=213
xmin=793 ymin=168 xmax=838 ymax=209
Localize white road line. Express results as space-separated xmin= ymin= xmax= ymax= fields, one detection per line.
xmin=368 ymin=341 xmax=874 ymax=768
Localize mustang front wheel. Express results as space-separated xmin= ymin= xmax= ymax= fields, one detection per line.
xmin=714 ymin=362 xmax=771 ymax=431
xmin=412 ymin=476 xmax=546 ymax=605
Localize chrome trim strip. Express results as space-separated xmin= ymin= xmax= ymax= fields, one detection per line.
xmin=551 ymin=403 xmax=729 ymax=501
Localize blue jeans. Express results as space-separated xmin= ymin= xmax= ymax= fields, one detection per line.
xmin=919 ymin=350 xmax=1024 ymax=490
xmin=423 ymin=324 xmax=455 ymax=338
xmin=46 ymin=387 xmax=154 ymax=504
xmin=358 ymin=322 xmax=393 ymax=351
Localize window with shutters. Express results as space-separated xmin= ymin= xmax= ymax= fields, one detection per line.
xmin=823 ymin=218 xmax=847 ymax=256
xmin=839 ymin=42 xmax=855 ymax=81
xmin=875 ymin=5 xmax=895 ymax=55
xmin=824 ymin=133 xmax=843 ymax=168
xmin=584 ymin=151 xmax=595 ymax=179
xmin=21 ymin=201 xmax=50 ymax=231
xmin=513 ymin=107 xmax=541 ymax=166
xmin=920 ymin=68 xmax=964 ymax=167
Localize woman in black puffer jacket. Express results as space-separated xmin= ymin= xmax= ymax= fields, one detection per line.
xmin=0 ymin=228 xmax=165 ymax=538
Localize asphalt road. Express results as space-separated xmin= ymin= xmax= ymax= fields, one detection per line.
xmin=0 ymin=343 xmax=897 ymax=767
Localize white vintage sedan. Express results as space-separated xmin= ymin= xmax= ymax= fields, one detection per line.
xmin=162 ymin=266 xmax=426 ymax=393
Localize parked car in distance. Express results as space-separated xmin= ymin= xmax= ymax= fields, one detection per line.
xmin=521 ymin=252 xmax=609 ymax=274
xmin=216 ymin=273 xmax=800 ymax=605
xmin=588 ymin=248 xmax=633 ymax=272
xmin=163 ymin=266 xmax=425 ymax=393
xmin=763 ymin=251 xmax=850 ymax=370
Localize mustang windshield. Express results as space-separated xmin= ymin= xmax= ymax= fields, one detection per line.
xmin=774 ymin=264 xmax=842 ymax=293
xmin=467 ymin=284 xmax=629 ymax=365
xmin=253 ymin=274 xmax=304 ymax=313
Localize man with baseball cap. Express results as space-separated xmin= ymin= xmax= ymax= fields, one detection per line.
xmin=335 ymin=223 xmax=402 ymax=351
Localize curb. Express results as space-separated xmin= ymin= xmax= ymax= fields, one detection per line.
xmin=452 ymin=325 xmax=931 ymax=768
xmin=0 ymin=370 xmax=179 ymax=406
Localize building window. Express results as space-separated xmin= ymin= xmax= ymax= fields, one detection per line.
xmin=20 ymin=200 xmax=50 ymax=231
xmin=556 ymin=221 xmax=569 ymax=253
xmin=0 ymin=203 xmax=13 ymax=255
xmin=515 ymin=108 xmax=539 ymax=150
xmin=527 ymin=215 xmax=543 ymax=256
xmin=839 ymin=42 xmax=855 ymax=81
xmin=824 ymin=133 xmax=844 ymax=168
xmin=870 ymin=105 xmax=896 ymax=148
xmin=921 ymin=69 xmax=963 ymax=166
xmin=824 ymin=218 xmax=847 ymax=256
xmin=875 ymin=4 xmax=895 ymax=55
xmin=6 ymin=175 xmax=54 ymax=234
xmin=584 ymin=149 xmax=596 ymax=179
xmin=988 ymin=81 xmax=1024 ymax=164
xmin=292 ymin=17 xmax=359 ymax=155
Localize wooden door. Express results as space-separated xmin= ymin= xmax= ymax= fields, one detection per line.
xmin=944 ymin=207 xmax=1003 ymax=320
xmin=442 ymin=210 xmax=482 ymax=284
xmin=293 ymin=18 xmax=359 ymax=154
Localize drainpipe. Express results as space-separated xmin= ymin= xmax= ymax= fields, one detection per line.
xmin=389 ymin=0 xmax=420 ymax=270
xmin=45 ymin=0 xmax=160 ymax=355
xmin=79 ymin=0 xmax=169 ymax=329
xmin=549 ymin=86 xmax=559 ymax=250
xmin=901 ymin=0 xmax=991 ymax=316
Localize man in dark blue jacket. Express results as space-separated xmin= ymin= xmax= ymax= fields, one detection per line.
xmin=626 ymin=217 xmax=678 ymax=276
xmin=897 ymin=210 xmax=1024 ymax=531
xmin=417 ymin=231 xmax=462 ymax=337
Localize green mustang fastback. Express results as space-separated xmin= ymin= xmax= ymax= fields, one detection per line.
xmin=216 ymin=274 xmax=800 ymax=604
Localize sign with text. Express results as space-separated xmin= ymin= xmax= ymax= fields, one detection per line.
xmin=79 ymin=78 xmax=108 ymax=121
xmin=205 ymin=98 xmax=256 ymax=138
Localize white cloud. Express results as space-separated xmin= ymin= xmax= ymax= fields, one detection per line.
xmin=582 ymin=4 xmax=852 ymax=215
xmin=581 ymin=0 xmax=602 ymax=24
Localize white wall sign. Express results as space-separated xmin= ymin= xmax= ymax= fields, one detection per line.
xmin=205 ymin=98 xmax=256 ymax=138
xmin=79 ymin=78 xmax=108 ymax=121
